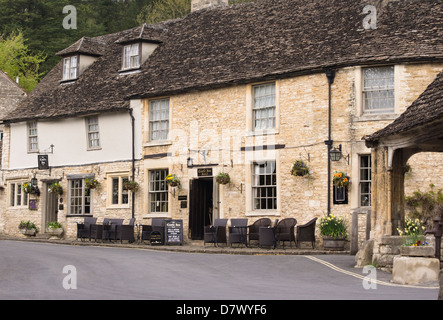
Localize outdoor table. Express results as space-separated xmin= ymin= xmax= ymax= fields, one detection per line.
xmin=259 ymin=226 xmax=276 ymax=249
xmin=229 ymin=225 xmax=248 ymax=247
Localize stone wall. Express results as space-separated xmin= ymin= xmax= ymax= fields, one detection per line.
xmin=1 ymin=62 xmax=443 ymax=243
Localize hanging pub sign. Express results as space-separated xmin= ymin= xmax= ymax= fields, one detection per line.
xmin=38 ymin=155 xmax=49 ymax=170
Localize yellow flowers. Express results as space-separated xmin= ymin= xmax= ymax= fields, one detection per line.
xmin=319 ymin=214 xmax=347 ymax=239
xmin=333 ymin=172 xmax=350 ymax=187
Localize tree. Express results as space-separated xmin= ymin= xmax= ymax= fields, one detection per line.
xmin=0 ymin=31 xmax=46 ymax=92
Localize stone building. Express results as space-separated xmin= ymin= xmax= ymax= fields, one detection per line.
xmin=1 ymin=0 xmax=442 ymax=245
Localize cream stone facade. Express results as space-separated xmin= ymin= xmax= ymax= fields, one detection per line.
xmin=1 ymin=0 xmax=442 ymax=248
xmin=139 ymin=62 xmax=443 ymax=243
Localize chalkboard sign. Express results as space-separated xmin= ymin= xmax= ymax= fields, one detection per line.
xmin=164 ymin=219 xmax=183 ymax=246
xmin=150 ymin=231 xmax=163 ymax=245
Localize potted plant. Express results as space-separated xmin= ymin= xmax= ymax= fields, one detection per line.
xmin=48 ymin=182 xmax=63 ymax=195
xmin=85 ymin=178 xmax=100 ymax=190
xmin=18 ymin=220 xmax=38 ymax=236
xmin=291 ymin=160 xmax=310 ymax=177
xmin=319 ymin=215 xmax=347 ymax=250
xmin=333 ymin=172 xmax=350 ymax=188
xmin=47 ymin=221 xmax=64 ymax=238
xmin=123 ymin=180 xmax=139 ymax=192
xmin=215 ymin=172 xmax=230 ymax=185
xmin=22 ymin=182 xmax=33 ymax=194
xmin=165 ymin=174 xmax=180 ymax=187
xmin=397 ymin=218 xmax=433 ymax=257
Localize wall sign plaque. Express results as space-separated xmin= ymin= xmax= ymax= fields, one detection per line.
xmin=197 ymin=168 xmax=213 ymax=177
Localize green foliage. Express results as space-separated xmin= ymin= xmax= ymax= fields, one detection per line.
xmin=18 ymin=220 xmax=38 ymax=232
xmin=47 ymin=221 xmax=63 ymax=229
xmin=137 ymin=0 xmax=256 ymax=24
xmin=0 ymin=0 xmax=150 ymax=79
xmin=405 ymin=184 xmax=443 ymax=230
xmin=319 ymin=215 xmax=347 ymax=239
xmin=0 ymin=31 xmax=46 ymax=91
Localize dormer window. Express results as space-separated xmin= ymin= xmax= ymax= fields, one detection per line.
xmin=123 ymin=43 xmax=140 ymax=70
xmin=63 ymin=56 xmax=78 ymax=80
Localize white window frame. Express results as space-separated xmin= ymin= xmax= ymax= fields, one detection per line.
xmin=27 ymin=121 xmax=39 ymax=153
xmin=107 ymin=173 xmax=130 ymax=208
xmin=362 ymin=66 xmax=395 ymax=115
xmin=62 ymin=55 xmax=78 ymax=80
xmin=252 ymin=82 xmax=276 ymax=131
xmin=148 ymin=169 xmax=169 ymax=214
xmin=123 ymin=43 xmax=140 ymax=70
xmin=8 ymin=180 xmax=29 ymax=208
xmin=149 ymin=98 xmax=170 ymax=141
xmin=359 ymin=154 xmax=372 ymax=207
xmin=86 ymin=116 xmax=101 ymax=150
xmin=252 ymin=161 xmax=277 ymax=211
xmin=68 ymin=178 xmax=92 ymax=215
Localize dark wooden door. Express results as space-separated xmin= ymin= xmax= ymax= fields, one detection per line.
xmin=189 ymin=178 xmax=213 ymax=240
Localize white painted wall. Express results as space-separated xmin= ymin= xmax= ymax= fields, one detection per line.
xmin=8 ymin=101 xmax=142 ymax=170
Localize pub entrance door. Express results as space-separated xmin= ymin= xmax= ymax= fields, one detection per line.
xmin=43 ymin=181 xmax=58 ymax=232
xmin=189 ymin=178 xmax=213 ymax=240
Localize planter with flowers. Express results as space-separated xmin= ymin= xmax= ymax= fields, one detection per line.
xmin=397 ymin=218 xmax=433 ymax=257
xmin=333 ymin=172 xmax=350 ymax=188
xmin=85 ymin=178 xmax=100 ymax=190
xmin=165 ymin=174 xmax=181 ymax=188
xmin=123 ymin=180 xmax=139 ymax=192
xmin=48 ymin=182 xmax=63 ymax=195
xmin=319 ymin=215 xmax=348 ymax=251
xmin=215 ymin=172 xmax=230 ymax=185
xmin=23 ymin=182 xmax=40 ymax=196
xmin=46 ymin=221 xmax=64 ymax=239
xmin=291 ymin=160 xmax=310 ymax=177
xmin=18 ymin=220 xmax=38 ymax=236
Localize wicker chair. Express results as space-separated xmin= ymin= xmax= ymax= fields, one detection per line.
xmin=76 ymin=217 xmax=97 ymax=241
xmin=229 ymin=219 xmax=248 ymax=247
xmin=204 ymin=219 xmax=228 ymax=247
xmin=107 ymin=219 xmax=124 ymax=241
xmin=275 ymin=218 xmax=297 ymax=248
xmin=295 ymin=218 xmax=317 ymax=248
xmin=248 ymin=218 xmax=271 ymax=245
xmin=115 ymin=218 xmax=136 ymax=243
xmin=90 ymin=218 xmax=110 ymax=242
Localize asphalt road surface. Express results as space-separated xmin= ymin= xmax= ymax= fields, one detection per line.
xmin=0 ymin=240 xmax=438 ymax=301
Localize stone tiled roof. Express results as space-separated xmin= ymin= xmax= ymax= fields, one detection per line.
xmin=3 ymin=0 xmax=443 ymax=122
xmin=364 ymin=70 xmax=443 ymax=143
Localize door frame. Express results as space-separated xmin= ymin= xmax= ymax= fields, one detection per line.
xmin=41 ymin=180 xmax=60 ymax=232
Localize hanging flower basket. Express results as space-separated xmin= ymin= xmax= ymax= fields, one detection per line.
xmin=22 ymin=182 xmax=40 ymax=196
xmin=215 ymin=172 xmax=230 ymax=185
xmin=123 ymin=180 xmax=139 ymax=192
xmin=165 ymin=174 xmax=180 ymax=187
xmin=333 ymin=172 xmax=350 ymax=188
xmin=291 ymin=160 xmax=310 ymax=177
xmin=85 ymin=178 xmax=100 ymax=190
xmin=48 ymin=182 xmax=63 ymax=195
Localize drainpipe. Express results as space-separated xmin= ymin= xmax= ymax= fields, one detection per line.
xmin=325 ymin=69 xmax=336 ymax=216
xmin=129 ymin=108 xmax=136 ymax=219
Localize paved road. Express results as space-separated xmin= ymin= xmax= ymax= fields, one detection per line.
xmin=0 ymin=240 xmax=438 ymax=301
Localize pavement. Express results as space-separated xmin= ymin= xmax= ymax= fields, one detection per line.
xmin=0 ymin=233 xmax=350 ymax=256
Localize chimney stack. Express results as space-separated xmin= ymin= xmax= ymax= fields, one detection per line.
xmin=191 ymin=0 xmax=228 ymax=12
